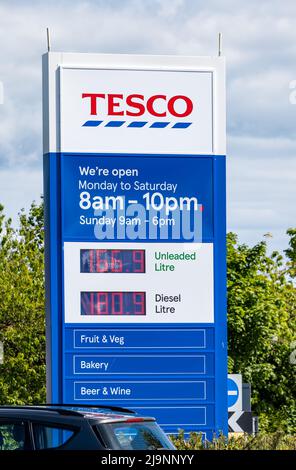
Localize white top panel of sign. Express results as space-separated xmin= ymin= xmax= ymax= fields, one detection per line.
xmin=43 ymin=52 xmax=225 ymax=155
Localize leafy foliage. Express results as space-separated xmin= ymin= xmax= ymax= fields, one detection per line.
xmin=0 ymin=202 xmax=45 ymax=404
xmin=0 ymin=201 xmax=295 ymax=435
xmin=227 ymin=232 xmax=296 ymax=432
xmin=171 ymin=430 xmax=296 ymax=450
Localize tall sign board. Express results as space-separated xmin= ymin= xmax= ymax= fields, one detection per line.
xmin=43 ymin=52 xmax=227 ymax=439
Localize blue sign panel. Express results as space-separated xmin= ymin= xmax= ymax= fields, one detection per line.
xmin=71 ymin=328 xmax=211 ymax=349
xmin=71 ymin=353 xmax=212 ymax=375
xmin=132 ymin=406 xmax=214 ymax=427
xmin=72 ymin=380 xmax=206 ymax=402
xmin=44 ymin=151 xmax=227 ymax=441
xmin=61 ymin=154 xmax=213 ymax=242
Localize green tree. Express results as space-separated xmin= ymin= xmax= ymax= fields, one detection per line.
xmin=227 ymin=232 xmax=296 ymax=432
xmin=0 ymin=201 xmax=45 ymax=404
xmin=285 ymin=228 xmax=296 ymax=278
xmin=0 ymin=200 xmax=295 ymax=433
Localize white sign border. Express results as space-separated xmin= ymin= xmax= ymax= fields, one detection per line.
xmin=43 ymin=52 xmax=225 ymax=155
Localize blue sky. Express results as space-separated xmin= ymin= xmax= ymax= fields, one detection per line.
xmin=0 ymin=0 xmax=295 ymax=253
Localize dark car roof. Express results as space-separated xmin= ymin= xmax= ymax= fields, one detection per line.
xmin=0 ymin=405 xmax=155 ymax=424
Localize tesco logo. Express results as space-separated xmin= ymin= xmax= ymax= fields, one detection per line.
xmin=82 ymin=93 xmax=194 ymax=129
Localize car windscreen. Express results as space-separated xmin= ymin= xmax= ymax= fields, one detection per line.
xmin=102 ymin=421 xmax=174 ymax=450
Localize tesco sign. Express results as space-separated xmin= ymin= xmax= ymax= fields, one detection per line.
xmin=59 ymin=66 xmax=214 ymax=153
xmin=82 ymin=93 xmax=194 ymax=118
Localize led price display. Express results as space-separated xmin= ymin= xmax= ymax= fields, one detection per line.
xmin=81 ymin=291 xmax=146 ymax=316
xmin=80 ymin=249 xmax=145 ymax=273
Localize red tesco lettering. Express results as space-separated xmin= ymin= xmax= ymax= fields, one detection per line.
xmin=82 ymin=93 xmax=193 ymax=118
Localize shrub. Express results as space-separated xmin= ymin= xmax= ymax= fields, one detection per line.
xmin=171 ymin=430 xmax=296 ymax=450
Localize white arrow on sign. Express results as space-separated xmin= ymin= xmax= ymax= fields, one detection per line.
xmin=228 ymin=411 xmax=244 ymax=432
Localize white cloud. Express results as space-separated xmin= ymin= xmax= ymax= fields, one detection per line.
xmin=0 ymin=0 xmax=295 ymax=251
xmin=0 ymin=168 xmax=42 ymax=222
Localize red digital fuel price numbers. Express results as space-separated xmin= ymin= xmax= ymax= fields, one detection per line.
xmin=81 ymin=291 xmax=146 ymax=316
xmin=80 ymin=249 xmax=145 ymax=273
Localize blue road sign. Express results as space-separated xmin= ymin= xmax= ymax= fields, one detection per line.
xmin=228 ymin=378 xmax=239 ymax=408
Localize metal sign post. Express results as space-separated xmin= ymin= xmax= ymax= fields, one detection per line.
xmin=43 ymin=52 xmax=227 ymax=440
